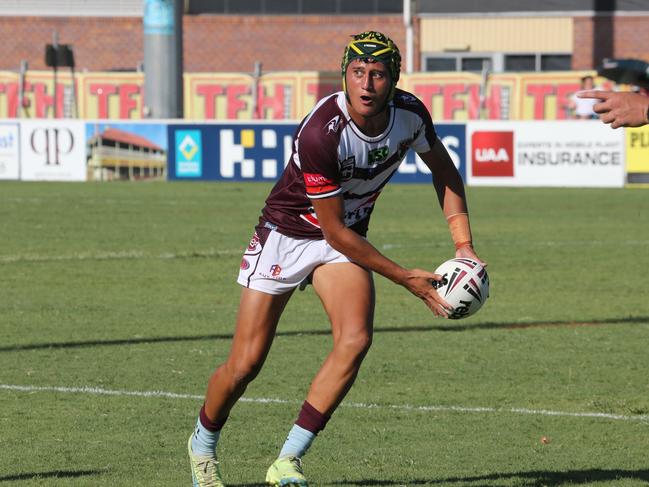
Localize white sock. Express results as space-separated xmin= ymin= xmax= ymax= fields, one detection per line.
xmin=279 ymin=424 xmax=316 ymax=458
xmin=191 ymin=417 xmax=221 ymax=456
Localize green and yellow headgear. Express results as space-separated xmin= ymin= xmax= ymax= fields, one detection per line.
xmin=341 ymin=31 xmax=401 ymax=101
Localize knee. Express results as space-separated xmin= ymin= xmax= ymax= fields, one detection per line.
xmin=223 ymin=356 xmax=264 ymax=386
xmin=335 ymin=330 xmax=373 ymax=362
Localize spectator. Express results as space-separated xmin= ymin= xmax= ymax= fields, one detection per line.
xmin=569 ymin=75 xmax=598 ymax=120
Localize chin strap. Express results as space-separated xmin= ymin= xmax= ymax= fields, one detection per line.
xmin=446 ymin=213 xmax=473 ymax=250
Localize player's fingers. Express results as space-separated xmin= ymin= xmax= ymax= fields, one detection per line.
xmin=600 ymin=111 xmax=616 ymax=125
xmin=577 ymin=89 xmax=610 ymax=100
xmin=412 ymin=268 xmax=443 ymax=282
xmin=429 ymin=272 xmax=445 ymax=283
xmin=592 ymin=101 xmax=609 ymax=114
xmin=429 ymin=289 xmax=452 ymax=315
xmin=421 ymin=292 xmax=448 ymax=317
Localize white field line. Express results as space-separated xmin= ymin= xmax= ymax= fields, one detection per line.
xmin=1 ymin=240 xmax=647 ymax=264
xmin=0 ymin=248 xmax=242 ymax=264
xmin=2 ymin=383 xmax=648 ymax=423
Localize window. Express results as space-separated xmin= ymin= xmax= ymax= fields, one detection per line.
xmin=423 ymin=54 xmax=492 ymax=72
xmin=541 ymin=54 xmax=572 ymax=71
xmin=503 ymin=53 xmax=572 ymax=72
xmin=425 ymin=57 xmax=456 ymax=72
xmin=505 ymin=54 xmax=536 ymax=72
xmin=422 ymin=53 xmax=575 ymax=73
xmin=461 ymin=57 xmax=490 ymax=72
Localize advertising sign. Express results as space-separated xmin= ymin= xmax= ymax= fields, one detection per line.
xmin=20 ymin=120 xmax=86 ymax=181
xmin=79 ymin=73 xmax=144 ymax=119
xmin=167 ymin=123 xmax=296 ymax=181
xmin=175 ymin=129 xmax=202 ymax=178
xmin=467 ymin=121 xmax=625 ymax=187
xmin=86 ymin=122 xmax=167 ymax=181
xmin=625 ymin=127 xmax=649 ymax=184
xmin=168 ymin=123 xmax=466 ymax=184
xmin=0 ymin=123 xmax=20 ymax=180
xmin=394 ymin=123 xmax=467 ymax=183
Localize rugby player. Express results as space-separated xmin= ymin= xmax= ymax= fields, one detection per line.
xmin=188 ymin=31 xmax=483 ymax=487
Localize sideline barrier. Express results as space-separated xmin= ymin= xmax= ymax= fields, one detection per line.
xmin=0 ymin=71 xmax=614 ymax=121
xmin=0 ymin=119 xmax=637 ymax=188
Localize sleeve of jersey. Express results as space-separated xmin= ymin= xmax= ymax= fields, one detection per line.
xmin=409 ymin=99 xmax=439 ymax=154
xmin=298 ymin=126 xmax=342 ymax=199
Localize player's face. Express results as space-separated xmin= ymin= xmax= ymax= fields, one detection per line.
xmin=345 ymin=59 xmax=391 ymax=120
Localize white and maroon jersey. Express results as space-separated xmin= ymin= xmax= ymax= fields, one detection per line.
xmin=260 ymin=88 xmax=437 ymax=239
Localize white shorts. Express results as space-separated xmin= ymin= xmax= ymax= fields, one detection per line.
xmin=237 ymin=227 xmax=352 ymax=295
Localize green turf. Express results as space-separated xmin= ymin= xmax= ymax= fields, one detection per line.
xmin=1 ymin=181 xmax=648 ymax=486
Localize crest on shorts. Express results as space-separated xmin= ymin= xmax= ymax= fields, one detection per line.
xmin=248 ymin=232 xmax=260 ymax=251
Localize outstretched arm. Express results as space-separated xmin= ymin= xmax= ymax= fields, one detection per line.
xmin=578 ymin=90 xmax=649 ymax=128
xmin=419 ymin=139 xmax=484 ymax=263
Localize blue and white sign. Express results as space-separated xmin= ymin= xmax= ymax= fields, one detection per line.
xmin=168 ymin=124 xmax=295 ymax=181
xmin=175 ymin=129 xmax=202 ymax=178
xmin=167 ymin=123 xmax=466 ymax=184
xmin=0 ymin=123 xmax=20 ymax=180
xmin=394 ymin=123 xmax=467 ymax=183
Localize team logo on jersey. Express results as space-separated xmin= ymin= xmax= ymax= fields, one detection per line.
xmin=340 ymin=156 xmax=356 ymax=181
xmin=270 ymin=264 xmax=282 ymax=277
xmin=368 ymin=146 xmax=389 ymax=164
xmin=397 ymin=93 xmax=418 ymax=104
xmin=396 ymin=139 xmax=413 ymax=159
xmin=325 ymin=115 xmax=341 ymax=134
xmin=240 ymin=258 xmax=250 ymax=270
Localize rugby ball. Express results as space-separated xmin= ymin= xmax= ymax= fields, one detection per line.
xmin=433 ymin=258 xmax=489 ymax=319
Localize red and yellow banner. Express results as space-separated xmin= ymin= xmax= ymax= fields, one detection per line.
xmin=0 ymin=70 xmax=620 ymax=121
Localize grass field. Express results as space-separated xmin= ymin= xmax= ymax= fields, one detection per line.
xmin=1 ymin=181 xmax=648 ymax=486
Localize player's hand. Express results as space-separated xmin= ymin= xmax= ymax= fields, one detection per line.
xmin=577 ymin=90 xmax=649 ymax=128
xmin=455 ymin=243 xmax=487 ymax=267
xmin=402 ymin=268 xmax=453 ymax=317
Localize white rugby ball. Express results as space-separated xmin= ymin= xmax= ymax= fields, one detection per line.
xmin=433 ymin=258 xmax=489 ymax=319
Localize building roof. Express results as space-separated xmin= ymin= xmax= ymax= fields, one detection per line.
xmin=99 ymin=127 xmax=163 ymax=151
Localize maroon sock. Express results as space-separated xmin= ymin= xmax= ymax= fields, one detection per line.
xmin=295 ymin=400 xmax=330 ymax=434
xmin=199 ymin=404 xmax=228 ymax=432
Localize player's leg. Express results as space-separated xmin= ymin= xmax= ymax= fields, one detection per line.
xmin=206 ymin=286 xmax=293 ymax=423
xmin=307 ymin=262 xmax=374 ymax=413
xmin=190 ymin=287 xmax=293 ymax=487
xmin=267 ymin=262 xmax=374 ymax=486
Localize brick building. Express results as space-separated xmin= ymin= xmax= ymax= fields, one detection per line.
xmin=0 ymin=0 xmax=648 ymax=74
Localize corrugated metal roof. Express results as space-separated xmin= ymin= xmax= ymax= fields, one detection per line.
xmin=0 ymin=0 xmax=143 ymax=17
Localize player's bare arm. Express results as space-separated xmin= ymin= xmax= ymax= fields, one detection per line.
xmin=310 ymin=195 xmax=452 ymax=317
xmin=577 ymin=90 xmax=649 ymax=128
xmin=419 ymin=140 xmax=484 ymax=264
